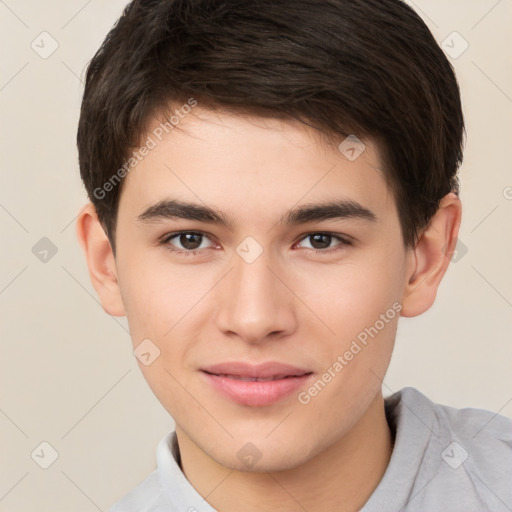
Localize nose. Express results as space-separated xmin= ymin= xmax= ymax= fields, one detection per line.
xmin=215 ymin=248 xmax=297 ymax=345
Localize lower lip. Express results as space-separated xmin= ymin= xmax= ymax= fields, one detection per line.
xmin=202 ymin=371 xmax=313 ymax=407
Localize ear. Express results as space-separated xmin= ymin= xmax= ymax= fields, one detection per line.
xmin=75 ymin=202 xmax=126 ymax=317
xmin=400 ymin=192 xmax=462 ymax=317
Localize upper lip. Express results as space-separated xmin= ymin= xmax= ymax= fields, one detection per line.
xmin=201 ymin=361 xmax=313 ymax=379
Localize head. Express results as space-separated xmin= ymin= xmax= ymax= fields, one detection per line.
xmin=76 ymin=0 xmax=464 ymax=471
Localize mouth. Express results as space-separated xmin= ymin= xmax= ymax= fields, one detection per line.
xmin=200 ymin=362 xmax=314 ymax=407
xmin=204 ymin=372 xmax=309 ymax=382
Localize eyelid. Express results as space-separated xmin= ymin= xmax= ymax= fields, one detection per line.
xmin=295 ymin=231 xmax=354 ymax=244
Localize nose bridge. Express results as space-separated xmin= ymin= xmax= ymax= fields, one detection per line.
xmin=216 ymin=244 xmax=295 ymax=341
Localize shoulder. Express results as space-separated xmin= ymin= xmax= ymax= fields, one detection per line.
xmin=107 ymin=432 xmax=178 ymax=512
xmin=108 ymin=431 xmax=216 ymax=512
xmin=108 ymin=469 xmax=171 ymax=512
xmin=424 ymin=388 xmax=512 ymax=474
xmin=395 ymin=387 xmax=512 ymax=511
xmin=401 ymin=387 xmax=512 ymax=452
xmin=392 ymin=386 xmax=512 ymax=441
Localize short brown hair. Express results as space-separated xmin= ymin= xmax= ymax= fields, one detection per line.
xmin=77 ymin=0 xmax=465 ymax=253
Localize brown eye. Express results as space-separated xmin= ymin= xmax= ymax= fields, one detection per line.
xmin=161 ymin=231 xmax=215 ymax=254
xmin=297 ymin=233 xmax=351 ymax=252
xmin=175 ymin=233 xmax=203 ymax=250
xmin=309 ymin=234 xmax=333 ymax=249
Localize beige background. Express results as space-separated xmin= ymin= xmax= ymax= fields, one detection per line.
xmin=1 ymin=0 xmax=511 ymax=510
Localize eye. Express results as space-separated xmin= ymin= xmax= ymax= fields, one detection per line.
xmin=296 ymin=232 xmax=352 ymax=253
xmin=159 ymin=230 xmax=352 ymax=257
xmin=160 ymin=231 xmax=216 ymax=255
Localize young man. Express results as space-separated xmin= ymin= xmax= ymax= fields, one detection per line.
xmin=75 ymin=0 xmax=512 ymax=510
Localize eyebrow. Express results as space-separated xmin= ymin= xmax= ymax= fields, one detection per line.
xmin=137 ymin=198 xmax=377 ymax=228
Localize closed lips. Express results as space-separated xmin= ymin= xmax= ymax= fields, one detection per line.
xmin=204 ymin=372 xmax=312 ymax=382
xmin=201 ymin=361 xmax=313 ymax=381
xmin=201 ymin=362 xmax=315 ymax=406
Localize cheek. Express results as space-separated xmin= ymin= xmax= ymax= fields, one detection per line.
xmin=118 ymin=261 xmax=215 ymax=395
xmin=300 ymin=248 xmax=404 ymax=342
xmin=118 ymin=255 xmax=203 ymax=340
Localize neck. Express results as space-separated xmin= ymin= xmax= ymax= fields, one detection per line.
xmin=176 ymin=391 xmax=392 ymax=512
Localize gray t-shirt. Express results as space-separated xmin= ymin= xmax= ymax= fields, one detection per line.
xmin=109 ymin=387 xmax=512 ymax=511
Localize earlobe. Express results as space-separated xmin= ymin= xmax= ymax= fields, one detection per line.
xmin=400 ymin=192 xmax=462 ymax=318
xmin=75 ymin=202 xmax=126 ymax=317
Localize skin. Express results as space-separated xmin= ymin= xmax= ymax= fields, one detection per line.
xmin=76 ymin=106 xmax=461 ymax=512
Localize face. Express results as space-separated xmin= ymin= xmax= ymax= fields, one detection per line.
xmin=112 ymin=106 xmax=412 ymax=471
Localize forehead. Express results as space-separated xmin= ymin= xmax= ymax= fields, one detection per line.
xmin=119 ymin=106 xmax=397 ymax=227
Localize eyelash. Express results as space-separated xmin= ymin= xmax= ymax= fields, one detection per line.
xmin=158 ymin=231 xmax=353 ymax=257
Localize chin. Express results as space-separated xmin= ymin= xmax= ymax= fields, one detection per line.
xmin=205 ymin=435 xmax=317 ymax=473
